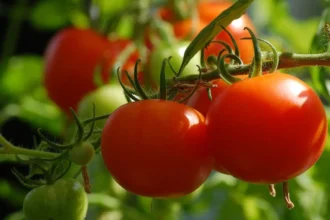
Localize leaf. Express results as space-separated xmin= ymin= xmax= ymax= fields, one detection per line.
xmin=29 ymin=0 xmax=69 ymax=30
xmin=4 ymin=211 xmax=25 ymax=220
xmin=94 ymin=0 xmax=131 ymax=15
xmin=252 ymin=0 xmax=319 ymax=53
xmin=309 ymin=7 xmax=330 ymax=104
xmin=178 ymin=0 xmax=255 ymax=76
xmin=310 ymin=67 xmax=330 ymax=104
xmin=0 ymin=154 xmax=19 ymax=163
xmin=0 ymin=56 xmax=43 ymax=104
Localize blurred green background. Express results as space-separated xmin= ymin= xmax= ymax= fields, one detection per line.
xmin=1 ymin=0 xmax=330 ymax=219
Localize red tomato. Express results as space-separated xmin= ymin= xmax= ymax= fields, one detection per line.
xmin=157 ymin=1 xmax=256 ymax=64
xmin=187 ymin=75 xmax=248 ymax=116
xmin=206 ymin=73 xmax=328 ymax=183
xmin=101 ymin=99 xmax=212 ymax=198
xmin=44 ymin=28 xmax=136 ymax=115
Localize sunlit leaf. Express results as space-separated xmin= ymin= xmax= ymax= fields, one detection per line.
xmin=29 ymin=0 xmax=69 ymax=30
xmin=309 ymin=7 xmax=330 ymax=104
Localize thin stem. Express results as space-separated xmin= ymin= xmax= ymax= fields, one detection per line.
xmin=217 ymin=54 xmax=243 ymax=84
xmin=82 ymin=165 xmax=91 ymax=193
xmin=82 ymin=113 xmax=111 ymax=126
xmin=244 ymin=27 xmax=262 ymax=77
xmin=167 ymin=52 xmax=330 ymax=85
xmin=0 ymin=134 xmax=58 ymax=158
xmin=1 ymin=0 xmax=27 ymax=61
xmin=268 ymin=184 xmax=276 ymax=197
xmin=283 ymin=181 xmax=294 ymax=209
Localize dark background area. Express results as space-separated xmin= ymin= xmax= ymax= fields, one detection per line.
xmin=0 ymin=1 xmax=55 ymax=218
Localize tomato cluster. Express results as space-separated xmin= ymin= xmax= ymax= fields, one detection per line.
xmin=41 ymin=0 xmax=327 ymax=203
xmin=100 ymin=71 xmax=327 ymax=198
xmin=43 ymin=1 xmax=256 ymax=118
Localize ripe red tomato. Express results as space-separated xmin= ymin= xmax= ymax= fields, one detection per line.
xmin=101 ymin=99 xmax=212 ymax=198
xmin=187 ymin=75 xmax=248 ymax=116
xmin=206 ymin=73 xmax=328 ymax=183
xmin=157 ymin=1 xmax=256 ymax=64
xmin=44 ymin=28 xmax=136 ymax=115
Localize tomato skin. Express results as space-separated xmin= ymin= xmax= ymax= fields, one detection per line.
xmin=23 ymin=179 xmax=88 ymax=220
xmin=101 ymin=99 xmax=212 ymax=198
xmin=44 ymin=28 xmax=134 ymax=115
xmin=187 ymin=75 xmax=248 ymax=116
xmin=206 ymin=73 xmax=328 ymax=183
xmin=158 ymin=1 xmax=255 ymax=64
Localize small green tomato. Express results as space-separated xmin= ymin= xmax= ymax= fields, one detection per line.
xmin=69 ymin=142 xmax=95 ymax=166
xmin=23 ymin=179 xmax=88 ymax=220
xmin=147 ymin=41 xmax=201 ymax=87
xmin=77 ymin=84 xmax=127 ymax=129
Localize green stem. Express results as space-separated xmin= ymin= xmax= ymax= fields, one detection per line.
xmin=0 ymin=134 xmax=58 ymax=158
xmin=217 ymin=54 xmax=242 ymax=84
xmin=244 ymin=27 xmax=262 ymax=78
xmin=1 ymin=0 xmax=27 ymax=62
xmin=167 ymin=52 xmax=330 ymax=85
xmin=82 ymin=113 xmax=111 ymax=126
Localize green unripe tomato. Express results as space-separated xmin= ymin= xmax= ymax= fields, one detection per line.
xmin=147 ymin=41 xmax=200 ymax=87
xmin=23 ymin=179 xmax=88 ymax=220
xmin=69 ymin=142 xmax=95 ymax=165
xmin=77 ymin=84 xmax=127 ymax=129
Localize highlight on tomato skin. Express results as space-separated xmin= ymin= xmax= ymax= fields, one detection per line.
xmin=100 ymin=99 xmax=213 ymax=198
xmin=206 ymin=73 xmax=328 ymax=184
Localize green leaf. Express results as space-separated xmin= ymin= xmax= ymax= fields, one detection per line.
xmin=178 ymin=0 xmax=255 ymax=76
xmin=0 ymin=179 xmax=27 ymax=207
xmin=308 ymin=7 xmax=330 ymax=103
xmin=4 ymin=211 xmax=25 ymax=220
xmin=310 ymin=67 xmax=330 ymax=104
xmin=94 ymin=0 xmax=131 ymax=15
xmin=29 ymin=0 xmax=69 ymax=30
xmin=69 ymin=9 xmax=90 ymax=28
xmin=0 ymin=56 xmax=43 ymax=104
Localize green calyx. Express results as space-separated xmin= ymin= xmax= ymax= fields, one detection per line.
xmin=1 ymin=106 xmax=103 ymax=188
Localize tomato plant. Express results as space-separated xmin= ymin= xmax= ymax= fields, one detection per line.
xmin=2 ymin=0 xmax=330 ymax=218
xmin=158 ymin=1 xmax=256 ymax=64
xmin=23 ymin=179 xmax=88 ymax=220
xmin=44 ymin=28 xmax=134 ymax=116
xmin=101 ymin=99 xmax=212 ymax=198
xmin=206 ymin=73 xmax=328 ymax=183
xmin=77 ymin=84 xmax=127 ymax=128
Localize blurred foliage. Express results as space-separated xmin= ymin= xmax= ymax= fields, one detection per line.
xmin=0 ymin=0 xmax=330 ymax=219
